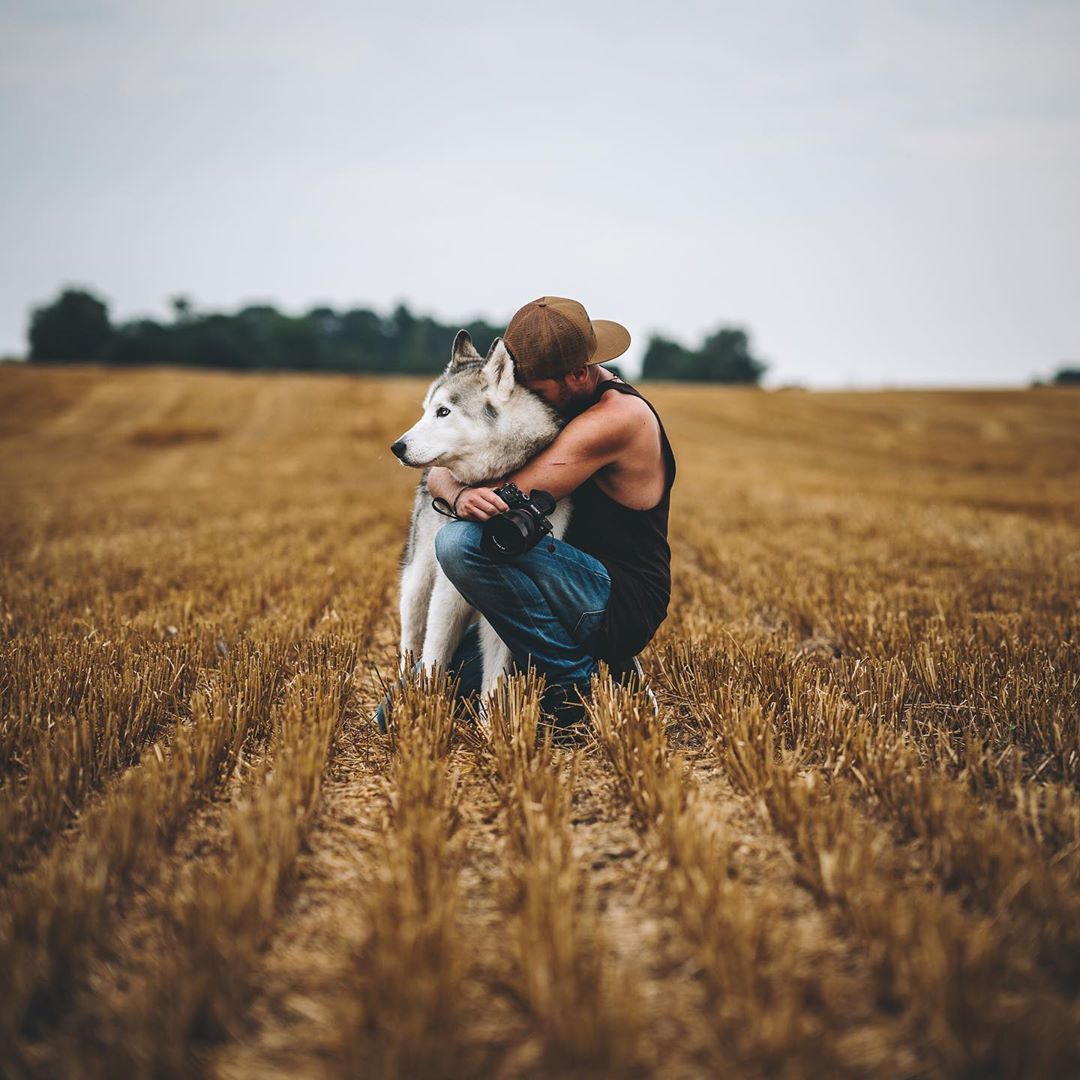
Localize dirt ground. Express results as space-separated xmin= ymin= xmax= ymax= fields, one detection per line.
xmin=1 ymin=364 xmax=1078 ymax=1078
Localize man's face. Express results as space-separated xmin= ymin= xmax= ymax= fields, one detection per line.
xmin=522 ymin=368 xmax=592 ymax=415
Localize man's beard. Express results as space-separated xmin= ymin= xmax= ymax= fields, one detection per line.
xmin=560 ymin=389 xmax=596 ymax=419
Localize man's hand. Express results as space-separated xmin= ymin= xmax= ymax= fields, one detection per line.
xmin=427 ymin=466 xmax=510 ymax=521
xmin=454 ymin=486 xmax=509 ymax=522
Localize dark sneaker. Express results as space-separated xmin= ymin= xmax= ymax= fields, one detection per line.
xmin=372 ymin=668 xmax=476 ymax=735
xmin=538 ymin=681 xmax=592 ymax=747
xmin=609 ymin=654 xmax=660 ymax=717
xmin=371 ymin=661 xmax=420 ymax=734
xmin=373 ymin=696 xmax=391 ymax=734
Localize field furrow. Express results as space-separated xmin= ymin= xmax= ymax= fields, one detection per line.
xmin=478 ymin=673 xmax=642 ymax=1076
xmin=2 ymin=365 xmax=1078 ymax=1078
xmin=0 ymin=635 xmax=300 ymax=1069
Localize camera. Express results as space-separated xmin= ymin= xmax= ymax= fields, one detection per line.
xmin=480 ymin=482 xmax=557 ymax=559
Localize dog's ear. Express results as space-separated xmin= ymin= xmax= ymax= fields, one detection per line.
xmin=447 ymin=329 xmax=483 ymax=372
xmin=482 ymin=337 xmax=517 ymax=402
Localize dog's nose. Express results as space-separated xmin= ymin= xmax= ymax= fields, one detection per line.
xmin=390 ymin=440 xmax=407 ymax=459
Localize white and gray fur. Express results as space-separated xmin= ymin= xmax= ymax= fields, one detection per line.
xmin=391 ymin=329 xmax=573 ymax=697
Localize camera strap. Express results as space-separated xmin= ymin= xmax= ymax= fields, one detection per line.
xmin=431 ymin=497 xmax=461 ymax=520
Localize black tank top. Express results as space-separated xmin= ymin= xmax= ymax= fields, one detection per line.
xmin=562 ymin=377 xmax=677 ymax=662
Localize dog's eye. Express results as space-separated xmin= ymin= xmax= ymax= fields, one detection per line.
xmin=435 ymin=406 xmax=450 ymax=418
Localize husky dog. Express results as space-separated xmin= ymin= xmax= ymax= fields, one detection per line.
xmin=389 ymin=329 xmax=572 ymax=696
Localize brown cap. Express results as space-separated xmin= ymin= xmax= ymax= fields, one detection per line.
xmin=502 ymin=296 xmax=631 ymax=381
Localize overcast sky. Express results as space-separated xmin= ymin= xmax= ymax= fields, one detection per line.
xmin=1 ymin=0 xmax=1077 ymax=386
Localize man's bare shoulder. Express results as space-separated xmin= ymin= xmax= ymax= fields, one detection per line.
xmin=547 ymin=383 xmax=652 ymax=462
xmin=560 ymin=384 xmax=634 ymax=433
xmin=592 ymin=383 xmax=659 ymax=434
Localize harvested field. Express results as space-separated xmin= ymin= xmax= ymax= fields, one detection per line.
xmin=1 ymin=363 xmax=1078 ymax=1078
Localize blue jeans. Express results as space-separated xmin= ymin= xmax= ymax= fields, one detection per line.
xmin=435 ymin=519 xmax=612 ymax=686
xmin=374 ymin=520 xmax=613 ymax=732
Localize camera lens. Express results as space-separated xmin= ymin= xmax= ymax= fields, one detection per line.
xmin=483 ymin=510 xmax=533 ymax=557
xmin=488 ymin=518 xmax=517 ymax=553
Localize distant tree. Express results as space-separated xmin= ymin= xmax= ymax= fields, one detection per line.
xmin=308 ymin=305 xmax=341 ymax=341
xmin=100 ymin=319 xmax=180 ymax=366
xmin=271 ymin=314 xmax=324 ymax=370
xmin=640 ymin=336 xmax=689 ymax=380
xmin=641 ymin=324 xmax=766 ymax=383
xmin=388 ymin=302 xmax=413 ymax=342
xmin=174 ymin=314 xmax=262 ymax=369
xmin=23 ymin=287 xmax=506 ymax=374
xmin=696 ymin=328 xmax=767 ymax=383
xmin=28 ymin=287 xmax=113 ymax=362
xmin=400 ymin=314 xmax=445 ymax=374
xmin=1052 ymin=367 xmax=1080 ymax=386
xmin=170 ymin=295 xmax=194 ymax=324
xmin=339 ymin=308 xmax=389 ymax=371
xmin=375 ymin=302 xmax=496 ymax=375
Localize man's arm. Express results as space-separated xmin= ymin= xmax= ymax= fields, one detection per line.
xmin=506 ymin=403 xmax=631 ymax=500
xmin=444 ymin=401 xmax=633 ymax=521
xmin=427 ymin=467 xmax=464 ymax=503
xmin=427 ymin=466 xmax=511 ymax=519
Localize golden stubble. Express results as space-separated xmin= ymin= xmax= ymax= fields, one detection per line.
xmin=1 ymin=365 xmax=1078 ymax=1078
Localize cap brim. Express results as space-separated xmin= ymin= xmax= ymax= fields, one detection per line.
xmin=588 ymin=319 xmax=631 ymax=364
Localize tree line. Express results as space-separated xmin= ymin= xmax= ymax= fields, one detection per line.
xmin=25 ymin=287 xmax=770 ymax=383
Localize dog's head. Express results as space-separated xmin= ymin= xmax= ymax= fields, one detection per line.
xmin=389 ymin=330 xmax=560 ymax=483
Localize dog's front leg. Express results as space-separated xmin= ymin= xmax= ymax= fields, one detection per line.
xmin=478 ymin=617 xmax=513 ymax=697
xmin=399 ymin=554 xmax=436 ymax=672
xmin=420 ymin=572 xmax=475 ymax=677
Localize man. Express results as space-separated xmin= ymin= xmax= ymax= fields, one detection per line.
xmin=427 ymin=296 xmax=677 ymax=734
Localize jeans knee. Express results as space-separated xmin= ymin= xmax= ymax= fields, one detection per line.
xmin=434 ymin=520 xmax=481 ymax=580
